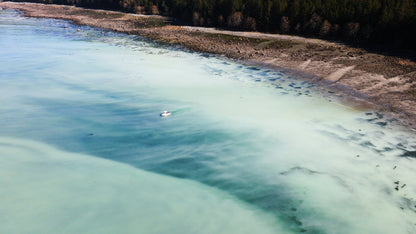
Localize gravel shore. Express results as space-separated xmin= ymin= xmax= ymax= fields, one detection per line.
xmin=2 ymin=1 xmax=416 ymax=129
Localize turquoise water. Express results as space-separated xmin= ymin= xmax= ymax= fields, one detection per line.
xmin=1 ymin=9 xmax=416 ymax=233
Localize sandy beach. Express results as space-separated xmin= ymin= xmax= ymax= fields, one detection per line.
xmin=1 ymin=1 xmax=416 ymax=129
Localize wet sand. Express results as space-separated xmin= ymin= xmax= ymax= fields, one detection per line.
xmin=1 ymin=1 xmax=416 ymax=129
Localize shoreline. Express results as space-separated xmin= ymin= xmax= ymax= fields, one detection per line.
xmin=2 ymin=2 xmax=416 ymax=130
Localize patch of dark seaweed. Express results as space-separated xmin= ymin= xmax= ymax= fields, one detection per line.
xmin=401 ymin=150 xmax=416 ymax=158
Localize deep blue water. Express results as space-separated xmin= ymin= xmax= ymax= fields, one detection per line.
xmin=1 ymin=8 xmax=416 ymax=233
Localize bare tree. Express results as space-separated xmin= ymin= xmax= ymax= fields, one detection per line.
xmin=135 ymin=6 xmax=144 ymax=14
xmin=304 ymin=13 xmax=322 ymax=33
xmin=319 ymin=20 xmax=331 ymax=37
xmin=227 ymin=12 xmax=243 ymax=29
xmin=193 ymin=12 xmax=200 ymax=26
xmin=344 ymin=22 xmax=360 ymax=39
xmin=151 ymin=5 xmax=159 ymax=15
xmin=244 ymin=17 xmax=257 ymax=31
xmin=218 ymin=15 xmax=225 ymax=27
xmin=360 ymin=24 xmax=373 ymax=40
xmin=294 ymin=23 xmax=301 ymax=34
xmin=280 ymin=16 xmax=290 ymax=34
xmin=331 ymin=24 xmax=340 ymax=36
xmin=199 ymin=17 xmax=205 ymax=26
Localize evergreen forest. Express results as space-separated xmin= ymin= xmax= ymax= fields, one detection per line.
xmin=13 ymin=0 xmax=416 ymax=50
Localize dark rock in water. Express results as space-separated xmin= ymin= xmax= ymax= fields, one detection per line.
xmin=360 ymin=141 xmax=375 ymax=147
xmin=395 ymin=186 xmax=399 ymax=191
xmin=367 ymin=117 xmax=378 ymax=122
xmin=365 ymin=112 xmax=373 ymax=116
xmin=387 ymin=118 xmax=398 ymax=123
xmin=375 ymin=121 xmax=387 ymax=127
xmin=248 ymin=66 xmax=260 ymax=71
xmin=401 ymin=184 xmax=406 ymax=188
xmin=375 ymin=112 xmax=384 ymax=119
xmin=394 ymin=181 xmax=400 ymax=185
xmin=383 ymin=147 xmax=393 ymax=152
xmin=290 ymin=216 xmax=303 ymax=226
xmin=401 ymin=151 xmax=416 ymax=158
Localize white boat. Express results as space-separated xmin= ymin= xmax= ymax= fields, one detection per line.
xmin=160 ymin=111 xmax=171 ymax=117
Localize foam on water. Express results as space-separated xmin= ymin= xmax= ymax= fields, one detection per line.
xmin=1 ymin=9 xmax=416 ymax=233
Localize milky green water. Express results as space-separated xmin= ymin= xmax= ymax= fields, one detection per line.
xmin=1 ymin=9 xmax=416 ymax=233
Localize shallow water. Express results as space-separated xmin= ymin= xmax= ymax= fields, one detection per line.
xmin=1 ymin=9 xmax=416 ymax=233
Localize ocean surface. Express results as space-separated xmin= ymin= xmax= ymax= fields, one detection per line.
xmin=1 ymin=8 xmax=416 ymax=234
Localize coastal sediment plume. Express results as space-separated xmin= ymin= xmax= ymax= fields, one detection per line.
xmin=0 ymin=137 xmax=288 ymax=233
xmin=1 ymin=7 xmax=416 ymax=234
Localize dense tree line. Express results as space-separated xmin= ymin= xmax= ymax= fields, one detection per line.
xmin=13 ymin=0 xmax=416 ymax=49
